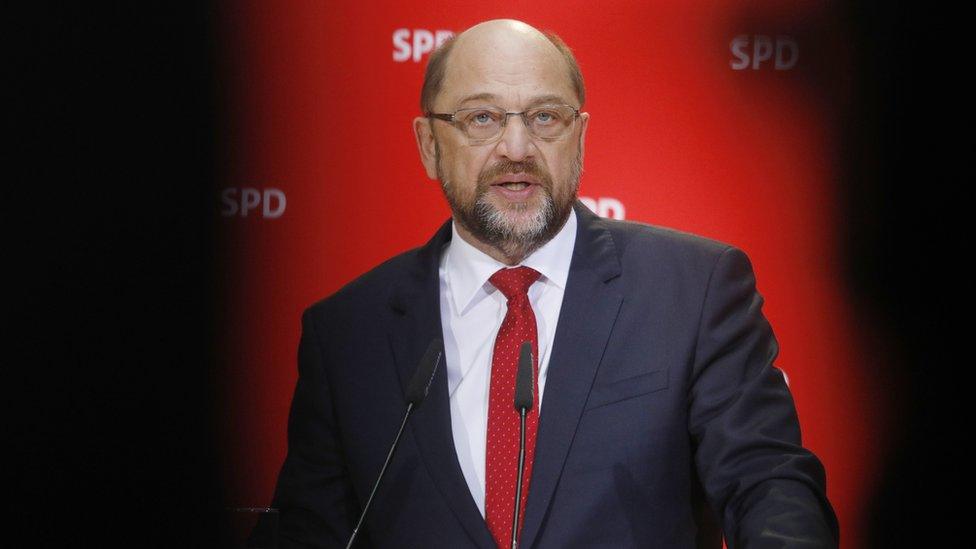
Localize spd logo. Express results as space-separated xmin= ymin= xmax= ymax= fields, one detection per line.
xmin=579 ymin=197 xmax=626 ymax=220
xmin=220 ymin=187 xmax=286 ymax=219
xmin=392 ymin=29 xmax=454 ymax=63
xmin=729 ymin=35 xmax=798 ymax=70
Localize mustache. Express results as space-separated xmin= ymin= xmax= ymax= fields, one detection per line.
xmin=477 ymin=159 xmax=551 ymax=187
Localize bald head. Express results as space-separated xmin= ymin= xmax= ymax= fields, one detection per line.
xmin=411 ymin=19 xmax=590 ymax=265
xmin=420 ymin=19 xmax=585 ymax=114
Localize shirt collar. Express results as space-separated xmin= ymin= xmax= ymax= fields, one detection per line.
xmin=446 ymin=208 xmax=577 ymax=316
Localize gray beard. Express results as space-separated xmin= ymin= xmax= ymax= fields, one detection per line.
xmin=469 ymin=188 xmax=559 ymax=262
xmin=436 ymin=144 xmax=582 ymax=262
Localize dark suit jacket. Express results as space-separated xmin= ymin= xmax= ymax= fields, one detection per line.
xmin=268 ymin=201 xmax=838 ymax=548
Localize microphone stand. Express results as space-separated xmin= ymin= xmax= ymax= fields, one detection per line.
xmin=346 ymin=402 xmax=414 ymax=549
xmin=345 ymin=339 xmax=442 ymax=549
xmin=511 ymin=405 xmax=528 ymax=549
xmin=510 ymin=341 xmax=534 ymax=549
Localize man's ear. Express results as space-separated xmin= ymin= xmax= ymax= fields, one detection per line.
xmin=578 ymin=111 xmax=590 ymax=164
xmin=413 ymin=116 xmax=439 ymax=180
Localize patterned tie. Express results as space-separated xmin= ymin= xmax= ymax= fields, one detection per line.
xmin=485 ymin=266 xmax=542 ymax=548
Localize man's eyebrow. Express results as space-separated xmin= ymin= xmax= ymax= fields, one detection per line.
xmin=456 ymin=93 xmax=499 ymax=106
xmin=525 ymin=94 xmax=572 ymax=107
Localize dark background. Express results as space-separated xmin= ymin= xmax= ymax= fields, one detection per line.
xmin=11 ymin=2 xmax=221 ymax=547
xmin=10 ymin=2 xmax=964 ymax=546
xmin=839 ymin=3 xmax=967 ymax=547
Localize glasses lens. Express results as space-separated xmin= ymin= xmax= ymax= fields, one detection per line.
xmin=454 ymin=105 xmax=577 ymax=143
xmin=457 ymin=108 xmax=504 ymax=141
xmin=525 ymin=106 xmax=577 ymax=139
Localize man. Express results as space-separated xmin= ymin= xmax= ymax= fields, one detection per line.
xmin=267 ymin=19 xmax=838 ymax=548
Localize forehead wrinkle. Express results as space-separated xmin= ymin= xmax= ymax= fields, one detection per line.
xmin=454 ymin=93 xmax=572 ymax=110
xmin=439 ymin=26 xmax=575 ymax=111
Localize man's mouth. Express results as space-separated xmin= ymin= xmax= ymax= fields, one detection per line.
xmin=489 ymin=175 xmax=540 ymax=202
xmin=490 ymin=172 xmax=540 ymax=191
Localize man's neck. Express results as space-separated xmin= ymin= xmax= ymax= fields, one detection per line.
xmin=452 ymin=221 xmax=525 ymax=265
xmin=453 ymin=217 xmax=575 ymax=266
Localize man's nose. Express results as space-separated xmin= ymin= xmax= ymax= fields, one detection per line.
xmin=495 ymin=113 xmax=535 ymax=161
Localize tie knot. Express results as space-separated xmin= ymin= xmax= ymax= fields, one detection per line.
xmin=489 ymin=266 xmax=541 ymax=301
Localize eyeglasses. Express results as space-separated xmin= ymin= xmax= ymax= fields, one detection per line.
xmin=426 ymin=104 xmax=580 ymax=144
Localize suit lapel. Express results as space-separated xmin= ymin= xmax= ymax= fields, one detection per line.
xmin=387 ymin=220 xmax=496 ymax=549
xmin=519 ymin=202 xmax=624 ymax=549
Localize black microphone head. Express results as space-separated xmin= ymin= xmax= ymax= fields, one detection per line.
xmin=405 ymin=339 xmax=443 ymax=406
xmin=514 ymin=341 xmax=534 ymax=411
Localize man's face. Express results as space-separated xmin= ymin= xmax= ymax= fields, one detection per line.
xmin=415 ymin=27 xmax=589 ymax=260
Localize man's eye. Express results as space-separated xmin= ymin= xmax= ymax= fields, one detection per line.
xmin=469 ymin=111 xmax=497 ymax=125
xmin=532 ymin=110 xmax=559 ymax=124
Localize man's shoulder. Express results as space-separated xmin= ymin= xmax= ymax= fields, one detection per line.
xmin=590 ymin=214 xmax=758 ymax=302
xmin=596 ymin=215 xmax=736 ymax=267
xmin=304 ymin=242 xmax=433 ymax=321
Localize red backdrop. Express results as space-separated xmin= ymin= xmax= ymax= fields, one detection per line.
xmin=216 ymin=2 xmax=884 ymax=547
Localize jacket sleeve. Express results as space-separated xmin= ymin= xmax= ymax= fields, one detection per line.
xmin=265 ymin=307 xmax=360 ymax=548
xmin=687 ymin=246 xmax=839 ymax=548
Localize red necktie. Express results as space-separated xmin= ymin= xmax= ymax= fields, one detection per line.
xmin=485 ymin=266 xmax=541 ymax=548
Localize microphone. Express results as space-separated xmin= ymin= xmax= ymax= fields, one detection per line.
xmin=345 ymin=339 xmax=443 ymax=549
xmin=511 ymin=341 xmax=534 ymax=549
xmin=514 ymin=341 xmax=534 ymax=410
xmin=405 ymin=339 xmax=443 ymax=406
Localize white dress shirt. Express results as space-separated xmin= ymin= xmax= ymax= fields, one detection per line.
xmin=438 ymin=208 xmax=578 ymax=517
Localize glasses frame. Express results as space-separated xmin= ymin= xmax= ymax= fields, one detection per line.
xmin=426 ymin=104 xmax=581 ymax=144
